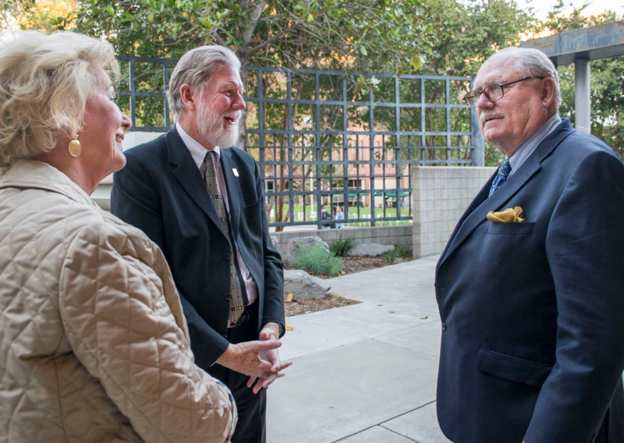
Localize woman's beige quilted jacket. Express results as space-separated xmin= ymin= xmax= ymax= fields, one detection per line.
xmin=0 ymin=160 xmax=235 ymax=443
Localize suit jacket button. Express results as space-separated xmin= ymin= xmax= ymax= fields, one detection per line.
xmin=224 ymin=253 xmax=231 ymax=261
xmin=441 ymin=322 xmax=447 ymax=331
xmin=224 ymin=293 xmax=232 ymax=301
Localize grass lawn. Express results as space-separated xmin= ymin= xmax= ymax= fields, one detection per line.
xmin=268 ymin=204 xmax=412 ymax=226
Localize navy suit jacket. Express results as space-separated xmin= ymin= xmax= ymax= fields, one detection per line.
xmin=435 ymin=120 xmax=624 ymax=443
xmin=111 ymin=127 xmax=285 ymax=370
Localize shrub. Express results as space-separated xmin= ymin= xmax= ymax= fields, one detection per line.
xmin=294 ymin=244 xmax=343 ymax=277
xmin=330 ymin=234 xmax=354 ymax=257
xmin=393 ymin=242 xmax=412 ymax=258
xmin=384 ymin=248 xmax=398 ymax=264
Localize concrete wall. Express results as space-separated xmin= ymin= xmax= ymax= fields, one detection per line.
xmin=411 ymin=166 xmax=495 ymax=258
xmin=123 ymin=131 xmax=164 ymax=147
xmin=273 ymin=225 xmax=412 ymax=252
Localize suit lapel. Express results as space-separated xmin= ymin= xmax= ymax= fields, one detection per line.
xmin=220 ymin=149 xmax=242 ymax=236
xmin=438 ymin=119 xmax=575 ymax=269
xmin=166 ymin=128 xmax=228 ymax=239
xmin=437 ymin=174 xmax=493 ymax=270
xmin=440 ymin=153 xmax=541 ymax=266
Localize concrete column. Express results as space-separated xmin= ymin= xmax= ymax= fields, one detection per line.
xmin=471 ymin=107 xmax=485 ymax=166
xmin=574 ymin=59 xmax=591 ymax=134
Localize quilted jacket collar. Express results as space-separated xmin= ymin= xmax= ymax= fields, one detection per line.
xmin=0 ymin=160 xmax=97 ymax=208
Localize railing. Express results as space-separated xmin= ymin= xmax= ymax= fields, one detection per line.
xmin=115 ymin=56 xmax=483 ymax=229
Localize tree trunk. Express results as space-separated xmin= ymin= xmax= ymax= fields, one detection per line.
xmin=237 ymin=56 xmax=249 ymax=150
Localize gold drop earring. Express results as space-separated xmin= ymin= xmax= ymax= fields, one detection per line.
xmin=68 ymin=135 xmax=82 ymax=158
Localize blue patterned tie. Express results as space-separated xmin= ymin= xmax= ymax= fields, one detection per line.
xmin=489 ymin=158 xmax=512 ymax=197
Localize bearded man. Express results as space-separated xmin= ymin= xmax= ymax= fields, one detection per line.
xmin=435 ymin=47 xmax=624 ymax=443
xmin=112 ymin=46 xmax=289 ymax=443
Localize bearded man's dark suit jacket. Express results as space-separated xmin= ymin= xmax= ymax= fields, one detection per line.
xmin=111 ymin=127 xmax=284 ymax=439
xmin=435 ymin=119 xmax=624 ymax=443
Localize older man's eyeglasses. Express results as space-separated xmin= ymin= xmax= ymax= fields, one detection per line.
xmin=463 ymin=76 xmax=545 ymax=108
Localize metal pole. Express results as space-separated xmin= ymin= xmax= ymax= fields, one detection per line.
xmin=575 ymin=59 xmax=591 ymax=134
xmin=129 ymin=60 xmax=136 ymax=129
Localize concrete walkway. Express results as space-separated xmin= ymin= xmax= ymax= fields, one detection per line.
xmin=268 ymin=255 xmax=451 ymax=443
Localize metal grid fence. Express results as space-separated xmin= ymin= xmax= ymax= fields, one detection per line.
xmin=115 ymin=56 xmax=483 ymax=229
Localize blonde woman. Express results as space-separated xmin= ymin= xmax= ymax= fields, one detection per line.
xmin=0 ymin=31 xmax=262 ymax=442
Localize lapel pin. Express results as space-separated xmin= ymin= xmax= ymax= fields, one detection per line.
xmin=232 ymin=168 xmax=239 ymax=177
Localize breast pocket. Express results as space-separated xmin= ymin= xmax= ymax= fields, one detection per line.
xmin=488 ymin=222 xmax=535 ymax=235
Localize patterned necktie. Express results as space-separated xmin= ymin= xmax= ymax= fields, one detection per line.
xmin=489 ymin=158 xmax=512 ymax=197
xmin=204 ymin=150 xmax=245 ymax=324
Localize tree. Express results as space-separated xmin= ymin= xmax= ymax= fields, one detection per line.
xmin=423 ymin=0 xmax=533 ymax=77
xmin=1 ymin=0 xmax=32 ymax=30
xmin=425 ymin=0 xmax=533 ymax=166
xmin=73 ymin=1 xmax=431 ymax=73
xmin=1 ymin=0 xmax=76 ymax=32
xmin=66 ymin=0 xmax=437 ymax=229
xmin=532 ymin=2 xmax=624 ymax=158
xmin=363 ymin=0 xmax=533 ymax=166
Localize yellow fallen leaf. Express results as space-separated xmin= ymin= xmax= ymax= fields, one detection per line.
xmin=377 ymin=304 xmax=383 ymax=306
xmin=389 ymin=310 xmax=395 ymax=314
xmin=286 ymin=325 xmax=294 ymax=331
xmin=420 ymin=316 xmax=428 ymax=320
xmin=286 ymin=293 xmax=294 ymax=303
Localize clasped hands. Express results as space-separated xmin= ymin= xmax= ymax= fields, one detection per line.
xmin=216 ymin=323 xmax=293 ymax=394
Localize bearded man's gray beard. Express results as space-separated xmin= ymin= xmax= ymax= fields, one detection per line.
xmin=196 ymin=103 xmax=240 ymax=148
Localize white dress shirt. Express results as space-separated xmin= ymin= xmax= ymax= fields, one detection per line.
xmin=176 ymin=123 xmax=258 ymax=307
xmin=508 ymin=114 xmax=562 ymax=176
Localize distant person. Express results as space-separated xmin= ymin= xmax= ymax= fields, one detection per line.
xmin=434 ymin=46 xmax=624 ymax=443
xmin=112 ymin=45 xmax=289 ymax=443
xmin=321 ymin=207 xmax=333 ymax=229
xmin=334 ymin=205 xmax=345 ymax=228
xmin=0 ymin=31 xmax=235 ymax=442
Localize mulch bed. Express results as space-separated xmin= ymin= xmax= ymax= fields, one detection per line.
xmin=335 ymin=256 xmax=413 ymax=277
xmin=284 ymin=256 xmax=414 ymax=279
xmin=284 ymin=255 xmax=414 ymax=318
xmin=285 ymin=295 xmax=360 ymax=317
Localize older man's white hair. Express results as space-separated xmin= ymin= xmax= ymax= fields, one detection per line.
xmin=483 ymin=47 xmax=562 ymax=109
xmin=167 ymin=45 xmax=241 ymax=120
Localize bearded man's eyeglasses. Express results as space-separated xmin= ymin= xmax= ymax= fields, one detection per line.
xmin=463 ymin=76 xmax=545 ymax=108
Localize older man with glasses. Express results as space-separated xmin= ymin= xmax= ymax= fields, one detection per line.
xmin=434 ymin=47 xmax=624 ymax=443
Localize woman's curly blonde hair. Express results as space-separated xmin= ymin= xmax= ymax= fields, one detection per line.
xmin=0 ymin=31 xmax=119 ymax=171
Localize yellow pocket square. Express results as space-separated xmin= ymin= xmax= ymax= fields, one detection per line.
xmin=487 ymin=206 xmax=525 ymax=223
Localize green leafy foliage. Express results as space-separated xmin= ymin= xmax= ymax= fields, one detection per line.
xmin=2 ymin=0 xmax=75 ymax=32
xmin=330 ymin=234 xmax=354 ymax=257
xmin=65 ymin=0 xmax=437 ymax=230
xmin=8 ymin=0 xmax=621 ymax=202
xmin=384 ymin=248 xmax=398 ymax=264
xmin=358 ymin=0 xmax=534 ymax=167
xmin=71 ymin=0 xmax=433 ymax=77
xmin=532 ymin=3 xmax=624 ymax=158
xmin=294 ymin=244 xmax=342 ymax=277
xmin=393 ymin=242 xmax=412 ymax=258
xmin=423 ymin=0 xmax=532 ymax=78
